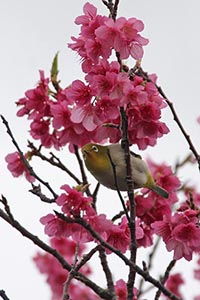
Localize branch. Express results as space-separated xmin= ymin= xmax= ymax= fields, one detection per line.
xmin=73 ymin=145 xmax=97 ymax=209
xmin=55 ymin=212 xmax=182 ymax=300
xmin=1 ymin=115 xmax=58 ymax=199
xmin=132 ymin=68 xmax=200 ymax=172
xmin=138 ymin=237 xmax=161 ymax=298
xmin=28 ymin=142 xmax=81 ymax=185
xmin=160 ymin=91 xmax=200 ymax=172
xmin=62 ymin=244 xmax=80 ymax=300
xmin=0 ymin=199 xmax=112 ymax=300
xmin=120 ymin=107 xmax=137 ymax=300
xmin=98 ymin=246 xmax=115 ymax=296
xmin=29 ymin=184 xmax=55 ymax=203
xmin=106 ymin=148 xmax=130 ymax=222
xmin=0 ymin=291 xmax=10 ymax=300
xmin=154 ymin=259 xmax=177 ymax=300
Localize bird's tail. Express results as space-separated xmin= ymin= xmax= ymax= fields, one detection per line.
xmin=151 ymin=185 xmax=169 ymax=199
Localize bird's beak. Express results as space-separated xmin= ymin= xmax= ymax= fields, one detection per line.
xmin=82 ymin=149 xmax=89 ymax=160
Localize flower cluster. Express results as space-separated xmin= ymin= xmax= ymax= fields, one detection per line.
xmin=152 ymin=209 xmax=200 ymax=261
xmin=135 ymin=159 xmax=180 ymax=226
xmin=14 ymin=2 xmax=169 ymax=154
xmin=41 ymin=184 xmax=167 ymax=253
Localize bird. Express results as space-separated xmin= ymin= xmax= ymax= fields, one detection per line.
xmin=81 ymin=143 xmax=169 ymax=198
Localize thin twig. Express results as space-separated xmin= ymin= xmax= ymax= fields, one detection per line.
xmin=62 ymin=244 xmax=80 ymax=300
xmin=1 ymin=115 xmax=58 ymax=199
xmin=138 ymin=237 xmax=161 ymax=298
xmin=73 ymin=145 xmax=88 ymax=186
xmin=112 ymin=210 xmax=125 ymax=222
xmin=133 ymin=68 xmax=200 ymax=172
xmin=98 ymin=246 xmax=116 ymax=298
xmin=0 ymin=291 xmax=10 ymax=300
xmin=28 ymin=141 xmax=81 ymax=185
xmin=120 ymin=107 xmax=137 ymax=300
xmin=73 ymin=145 xmax=96 ymax=208
xmin=55 ymin=212 xmax=182 ymax=300
xmin=73 ymin=245 xmax=101 ymax=273
xmin=160 ymin=91 xmax=200 ymax=172
xmin=0 ymin=200 xmax=112 ymax=300
xmin=154 ymin=259 xmax=177 ymax=300
xmin=106 ymin=148 xmax=130 ymax=222
xmin=29 ymin=184 xmax=55 ymax=203
xmin=174 ymin=153 xmax=194 ymax=174
xmin=92 ymin=183 xmax=100 ymax=208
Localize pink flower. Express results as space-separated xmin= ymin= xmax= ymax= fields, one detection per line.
xmin=70 ymin=2 xmax=148 ymax=63
xmin=75 ymin=2 xmax=97 ymax=27
xmin=86 ymin=211 xmax=113 ymax=239
xmin=165 ymin=273 xmax=184 ymax=299
xmin=152 ymin=210 xmax=200 ymax=260
xmin=147 ymin=159 xmax=181 ymax=198
xmin=115 ymin=279 xmax=138 ymax=300
xmin=40 ymin=213 xmax=93 ymax=243
xmin=96 ymin=16 xmax=148 ymax=60
xmin=136 ymin=220 xmax=153 ymax=247
xmin=135 ymin=193 xmax=172 ymax=225
xmin=135 ymin=160 xmax=180 ymax=225
xmin=66 ymin=80 xmax=92 ymax=106
xmin=70 ymin=104 xmax=101 ymax=131
xmin=56 ymin=184 xmax=92 ymax=217
xmin=51 ymin=100 xmax=72 ymax=130
xmin=5 ymin=152 xmax=35 ymax=183
xmin=40 ymin=214 xmax=70 ymax=237
xmin=16 ymin=70 xmax=50 ymax=119
xmin=105 ymin=219 xmax=130 ymax=254
xmin=94 ymin=97 xmax=120 ymax=122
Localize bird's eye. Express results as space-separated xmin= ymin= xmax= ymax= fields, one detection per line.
xmin=92 ymin=145 xmax=99 ymax=152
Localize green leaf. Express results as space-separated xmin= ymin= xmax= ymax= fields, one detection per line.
xmin=51 ymin=51 xmax=59 ymax=81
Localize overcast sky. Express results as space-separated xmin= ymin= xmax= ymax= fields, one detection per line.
xmin=1 ymin=1 xmax=200 ymax=299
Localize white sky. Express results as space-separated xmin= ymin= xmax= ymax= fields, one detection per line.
xmin=1 ymin=1 xmax=200 ymax=299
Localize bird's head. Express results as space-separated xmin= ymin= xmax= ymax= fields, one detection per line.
xmin=81 ymin=143 xmax=110 ymax=174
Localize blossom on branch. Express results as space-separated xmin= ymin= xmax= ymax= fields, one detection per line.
xmin=5 ymin=151 xmax=35 ymax=182
xmin=152 ymin=210 xmax=200 ymax=261
xmin=165 ymin=273 xmax=184 ymax=299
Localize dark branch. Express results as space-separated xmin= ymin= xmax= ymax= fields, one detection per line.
xmin=98 ymin=246 xmax=115 ymax=297
xmin=138 ymin=237 xmax=161 ymax=298
xmin=1 ymin=115 xmax=58 ymax=199
xmin=62 ymin=244 xmax=80 ymax=300
xmin=106 ymin=148 xmax=130 ymax=222
xmin=154 ymin=259 xmax=177 ymax=300
xmin=55 ymin=212 xmax=182 ymax=300
xmin=0 ymin=202 xmax=112 ymax=300
xmin=28 ymin=141 xmax=81 ymax=185
xmin=132 ymin=68 xmax=200 ymax=172
xmin=120 ymin=107 xmax=136 ymax=300
xmin=0 ymin=290 xmax=10 ymax=300
xmin=29 ymin=184 xmax=55 ymax=203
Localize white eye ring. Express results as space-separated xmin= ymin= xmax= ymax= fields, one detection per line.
xmin=92 ymin=145 xmax=99 ymax=152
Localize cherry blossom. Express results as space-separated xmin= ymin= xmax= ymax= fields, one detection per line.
xmin=5 ymin=151 xmax=35 ymax=183
xmin=115 ymin=279 xmax=138 ymax=300
xmin=152 ymin=210 xmax=200 ymax=261
xmin=165 ymin=273 xmax=184 ymax=299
